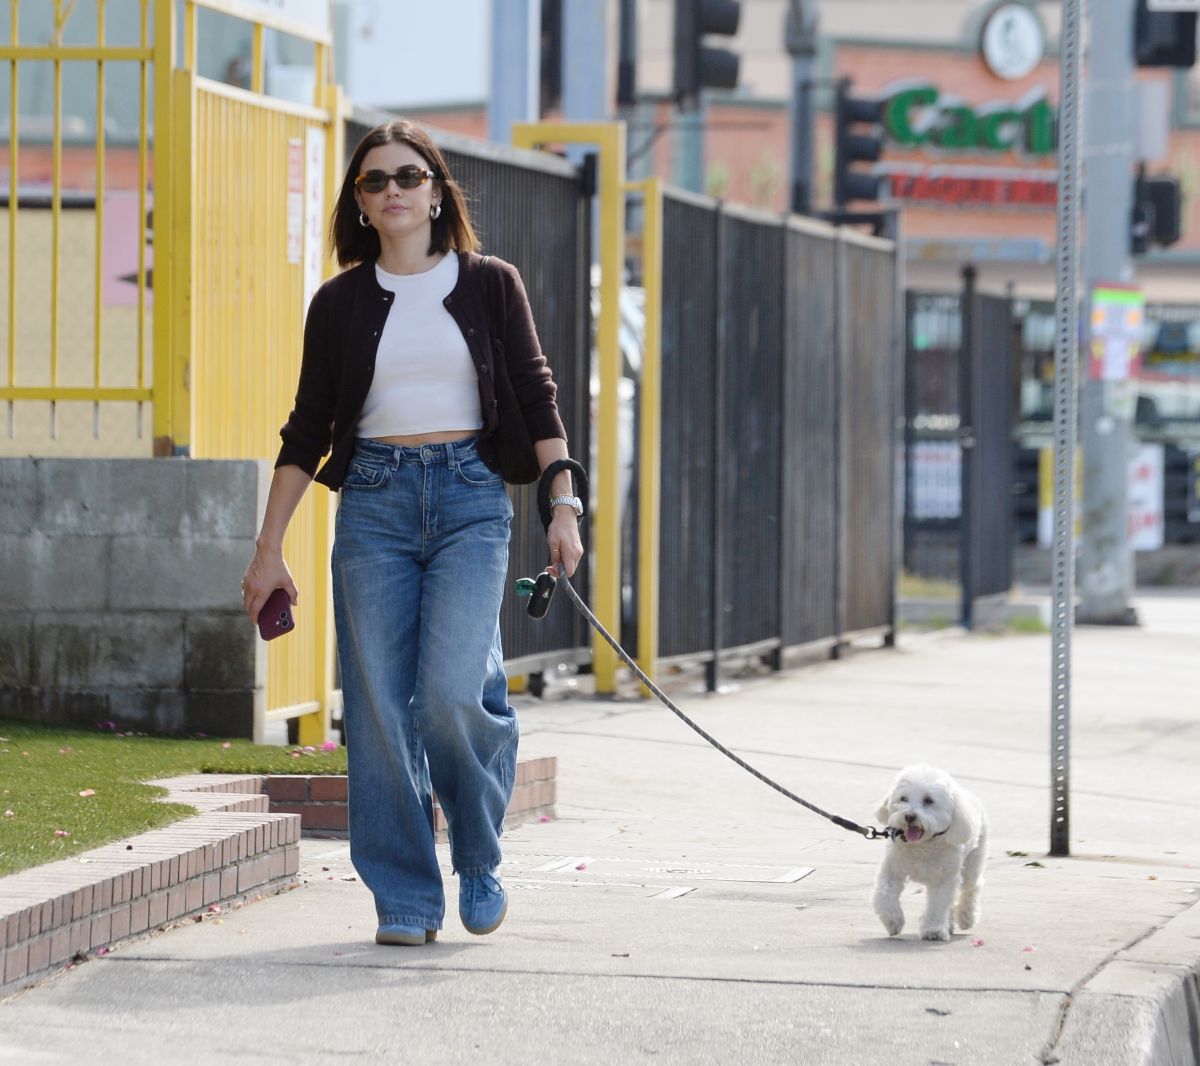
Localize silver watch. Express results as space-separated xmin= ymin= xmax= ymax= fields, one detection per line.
xmin=549 ymin=494 xmax=584 ymax=517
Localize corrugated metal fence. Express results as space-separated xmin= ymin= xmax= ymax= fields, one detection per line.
xmin=659 ymin=192 xmax=899 ymax=686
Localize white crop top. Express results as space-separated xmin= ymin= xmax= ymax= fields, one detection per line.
xmin=357 ymin=253 xmax=483 ymax=439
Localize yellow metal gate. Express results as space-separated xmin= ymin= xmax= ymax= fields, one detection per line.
xmin=163 ymin=1 xmax=343 ymax=743
xmin=1 ymin=0 xmax=343 ymax=742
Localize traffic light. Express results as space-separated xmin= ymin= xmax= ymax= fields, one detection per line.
xmin=1147 ymin=176 xmax=1183 ymax=246
xmin=1135 ymin=0 xmax=1197 ymax=67
xmin=1131 ymin=171 xmax=1183 ymax=255
xmin=672 ymin=0 xmax=741 ymax=111
xmin=833 ymin=80 xmax=885 ymax=206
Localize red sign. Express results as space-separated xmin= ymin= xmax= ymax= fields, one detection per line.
xmin=886 ymin=170 xmax=1057 ymax=208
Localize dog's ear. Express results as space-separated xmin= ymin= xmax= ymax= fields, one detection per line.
xmin=942 ymin=788 xmax=976 ymax=846
xmin=875 ymin=794 xmax=891 ymax=823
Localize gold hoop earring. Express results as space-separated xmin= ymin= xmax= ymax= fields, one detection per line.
xmin=358 ymin=211 xmax=370 ymax=228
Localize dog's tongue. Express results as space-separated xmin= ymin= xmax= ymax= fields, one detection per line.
xmin=905 ymin=826 xmax=925 ymax=843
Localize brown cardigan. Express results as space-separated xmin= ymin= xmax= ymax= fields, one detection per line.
xmin=275 ymin=251 xmax=566 ymax=490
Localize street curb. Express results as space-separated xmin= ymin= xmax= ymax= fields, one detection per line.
xmin=1049 ymin=895 xmax=1200 ymax=1065
xmin=0 ymin=757 xmax=558 ymax=999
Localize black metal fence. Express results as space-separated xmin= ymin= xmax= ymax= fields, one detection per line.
xmin=962 ymin=281 xmax=1016 ymax=618
xmin=903 ymin=277 xmax=1015 ymax=625
xmin=346 ymin=110 xmax=592 ymax=675
xmin=659 ymin=196 xmax=900 ymax=685
xmin=904 ymin=291 xmax=961 ymax=582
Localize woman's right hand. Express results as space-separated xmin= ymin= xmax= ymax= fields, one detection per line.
xmin=241 ymin=546 xmax=299 ymax=625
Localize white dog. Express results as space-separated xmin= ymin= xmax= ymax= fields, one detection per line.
xmin=872 ymin=764 xmax=987 ymax=942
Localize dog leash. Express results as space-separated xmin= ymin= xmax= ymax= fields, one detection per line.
xmin=519 ymin=460 xmax=899 ymax=844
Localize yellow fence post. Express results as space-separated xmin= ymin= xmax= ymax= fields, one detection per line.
xmin=297 ymin=75 xmax=344 ymax=749
xmin=170 ymin=61 xmax=196 ymax=458
xmin=175 ymin=0 xmax=337 ymax=743
xmin=625 ymin=177 xmax=663 ymax=692
xmin=510 ymin=122 xmax=626 ymax=695
xmin=150 ymin=0 xmax=173 ymax=453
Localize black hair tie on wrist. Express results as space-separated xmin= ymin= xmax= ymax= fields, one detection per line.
xmin=537 ymin=459 xmax=589 ymax=533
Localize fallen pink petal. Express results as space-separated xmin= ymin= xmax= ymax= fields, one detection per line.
xmin=971 ymin=937 xmax=985 ymax=947
xmin=304 ymin=745 xmax=316 ymax=752
xmin=321 ymin=741 xmax=337 ymax=752
xmin=54 ymin=829 xmax=70 ymax=838
xmin=1023 ymin=946 xmax=1037 ymax=952
xmin=222 ymin=742 xmax=232 ymax=749
xmin=208 ymin=904 xmax=222 ymax=914
xmin=290 ymin=751 xmax=302 ymax=758
xmin=575 ymin=862 xmax=587 ymax=870
xmin=78 ymin=789 xmax=96 ymax=798
xmin=96 ymin=946 xmax=108 ymax=956
xmin=538 ymin=815 xmax=550 ymax=823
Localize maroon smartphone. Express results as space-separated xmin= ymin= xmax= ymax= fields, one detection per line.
xmin=258 ymin=588 xmax=295 ymax=641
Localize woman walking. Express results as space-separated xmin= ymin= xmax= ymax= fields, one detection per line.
xmin=241 ymin=120 xmax=584 ymax=946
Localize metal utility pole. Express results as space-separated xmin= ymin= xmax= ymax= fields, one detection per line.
xmin=488 ymin=0 xmax=542 ymax=144
xmin=563 ymin=0 xmax=608 ymax=136
xmin=1049 ymin=0 xmax=1085 ymax=858
xmin=562 ymin=0 xmax=608 ymax=258
xmin=785 ymin=0 xmax=818 ymax=215
xmin=617 ymin=0 xmax=637 ymax=117
xmin=1078 ymin=0 xmax=1139 ymax=625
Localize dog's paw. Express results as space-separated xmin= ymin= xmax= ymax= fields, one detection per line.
xmin=875 ymin=903 xmax=904 ymax=937
xmin=920 ymin=926 xmax=951 ymax=942
xmin=954 ymin=901 xmax=979 ymax=931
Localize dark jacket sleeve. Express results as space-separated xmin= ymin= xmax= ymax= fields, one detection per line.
xmin=496 ymin=259 xmax=567 ymax=443
xmin=275 ymin=282 xmax=337 ymax=475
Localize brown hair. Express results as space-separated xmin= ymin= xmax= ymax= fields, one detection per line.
xmin=330 ymin=120 xmax=479 ymax=266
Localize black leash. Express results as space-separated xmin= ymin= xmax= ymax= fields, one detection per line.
xmin=519 ymin=461 xmax=898 ymax=844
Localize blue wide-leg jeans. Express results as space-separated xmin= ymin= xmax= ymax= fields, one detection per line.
xmin=332 ymin=436 xmax=518 ymax=931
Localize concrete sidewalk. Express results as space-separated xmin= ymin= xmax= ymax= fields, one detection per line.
xmin=1 ymin=592 xmax=1198 ymax=1065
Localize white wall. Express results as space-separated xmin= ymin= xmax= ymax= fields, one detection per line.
xmin=332 ymin=0 xmax=491 ymax=109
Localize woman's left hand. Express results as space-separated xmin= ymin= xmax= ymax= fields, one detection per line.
xmin=547 ymin=511 xmax=583 ymax=577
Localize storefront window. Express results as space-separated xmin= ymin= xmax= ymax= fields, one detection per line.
xmin=1013 ymin=300 xmax=1200 ymax=428
xmin=1140 ymin=305 xmax=1200 ymax=424
xmin=1014 ymin=299 xmax=1055 ymax=422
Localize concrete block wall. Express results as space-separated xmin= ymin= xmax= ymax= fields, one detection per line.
xmin=0 ymin=458 xmax=270 ymax=738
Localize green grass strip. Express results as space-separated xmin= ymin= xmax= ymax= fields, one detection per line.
xmin=0 ymin=718 xmax=347 ymax=877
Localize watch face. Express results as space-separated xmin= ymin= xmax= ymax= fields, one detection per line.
xmin=981 ymin=3 xmax=1044 ymax=81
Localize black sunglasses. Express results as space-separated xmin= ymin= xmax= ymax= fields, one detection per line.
xmin=355 ymin=165 xmax=437 ymax=194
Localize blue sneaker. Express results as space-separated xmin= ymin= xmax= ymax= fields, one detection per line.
xmin=459 ymin=872 xmax=507 ymax=935
xmin=375 ymin=924 xmax=437 ymax=946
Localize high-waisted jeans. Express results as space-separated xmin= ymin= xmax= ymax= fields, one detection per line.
xmin=332 ymin=435 xmax=518 ymax=930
